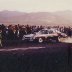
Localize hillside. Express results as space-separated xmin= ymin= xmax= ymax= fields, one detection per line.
xmin=0 ymin=10 xmax=72 ymax=26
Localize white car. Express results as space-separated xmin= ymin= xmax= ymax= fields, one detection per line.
xmin=22 ymin=28 xmax=67 ymax=43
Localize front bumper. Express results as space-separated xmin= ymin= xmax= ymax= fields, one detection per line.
xmin=22 ymin=37 xmax=34 ymax=41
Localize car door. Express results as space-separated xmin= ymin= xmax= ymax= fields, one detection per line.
xmin=47 ymin=30 xmax=54 ymax=37
xmin=41 ymin=30 xmax=49 ymax=38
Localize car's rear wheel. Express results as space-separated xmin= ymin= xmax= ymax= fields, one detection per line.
xmin=38 ymin=38 xmax=44 ymax=43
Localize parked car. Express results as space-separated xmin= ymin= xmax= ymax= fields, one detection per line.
xmin=22 ymin=28 xmax=67 ymax=43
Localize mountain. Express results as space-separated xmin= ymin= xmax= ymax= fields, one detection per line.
xmin=0 ymin=10 xmax=72 ymax=26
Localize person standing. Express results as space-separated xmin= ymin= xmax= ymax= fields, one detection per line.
xmin=0 ymin=30 xmax=2 ymax=47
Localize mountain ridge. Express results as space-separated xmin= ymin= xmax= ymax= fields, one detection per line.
xmin=0 ymin=10 xmax=72 ymax=26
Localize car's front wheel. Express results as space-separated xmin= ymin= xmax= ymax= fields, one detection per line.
xmin=38 ymin=38 xmax=44 ymax=43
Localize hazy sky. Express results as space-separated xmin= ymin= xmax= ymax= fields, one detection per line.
xmin=0 ymin=0 xmax=72 ymax=12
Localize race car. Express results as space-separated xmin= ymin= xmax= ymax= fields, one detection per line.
xmin=22 ymin=28 xmax=67 ymax=43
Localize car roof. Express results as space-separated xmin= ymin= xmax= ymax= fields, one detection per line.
xmin=41 ymin=28 xmax=61 ymax=33
xmin=42 ymin=28 xmax=56 ymax=31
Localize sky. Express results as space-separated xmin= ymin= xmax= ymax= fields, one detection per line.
xmin=0 ymin=0 xmax=72 ymax=12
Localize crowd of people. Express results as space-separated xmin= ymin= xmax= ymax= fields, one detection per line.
xmin=0 ymin=24 xmax=72 ymax=47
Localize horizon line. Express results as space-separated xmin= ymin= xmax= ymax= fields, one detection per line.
xmin=0 ymin=10 xmax=72 ymax=13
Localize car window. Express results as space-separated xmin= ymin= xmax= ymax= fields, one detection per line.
xmin=49 ymin=30 xmax=53 ymax=34
xmin=40 ymin=30 xmax=48 ymax=34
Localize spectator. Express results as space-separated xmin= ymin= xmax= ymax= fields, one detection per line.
xmin=0 ymin=24 xmax=71 ymax=47
xmin=0 ymin=30 xmax=2 ymax=47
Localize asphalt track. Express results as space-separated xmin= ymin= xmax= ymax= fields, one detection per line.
xmin=0 ymin=38 xmax=72 ymax=72
xmin=0 ymin=37 xmax=72 ymax=51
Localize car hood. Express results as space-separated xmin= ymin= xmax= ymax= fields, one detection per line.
xmin=24 ymin=34 xmax=35 ymax=37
